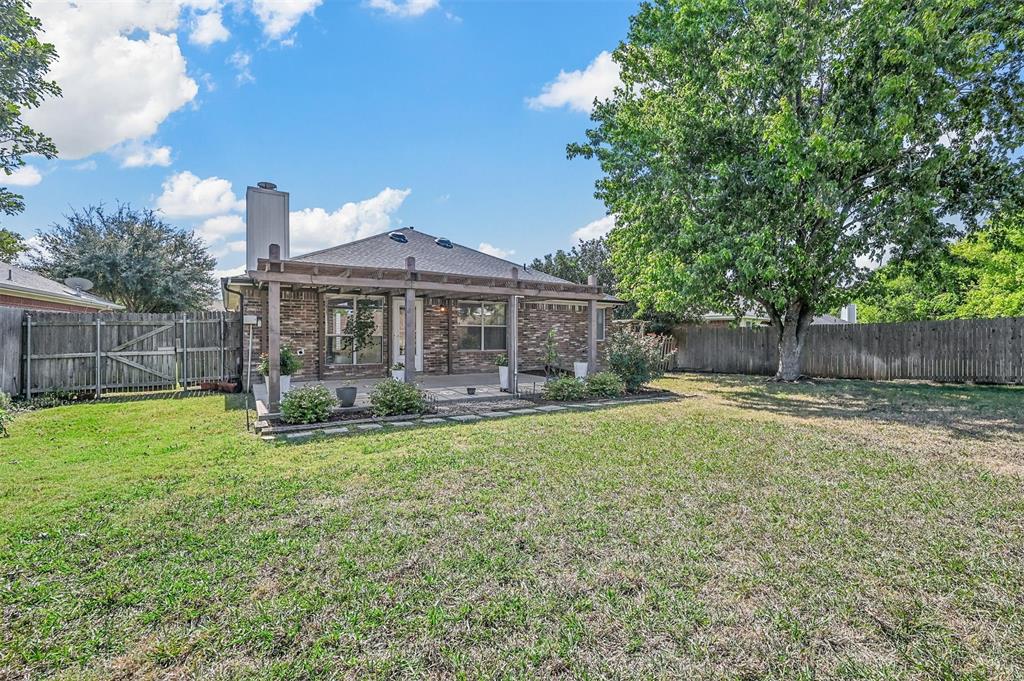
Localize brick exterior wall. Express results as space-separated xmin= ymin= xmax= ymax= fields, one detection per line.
xmin=240 ymin=286 xmax=608 ymax=380
xmin=0 ymin=294 xmax=112 ymax=313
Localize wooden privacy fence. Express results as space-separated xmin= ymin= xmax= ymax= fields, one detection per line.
xmin=0 ymin=307 xmax=21 ymax=395
xmin=673 ymin=316 xmax=1024 ymax=384
xmin=20 ymin=311 xmax=243 ymax=397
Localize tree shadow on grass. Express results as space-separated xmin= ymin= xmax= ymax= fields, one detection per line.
xmin=674 ymin=372 xmax=1024 ymax=443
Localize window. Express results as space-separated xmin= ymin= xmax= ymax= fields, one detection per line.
xmin=455 ymin=301 xmax=507 ymax=351
xmin=597 ymin=308 xmax=606 ymax=341
xmin=326 ymin=296 xmax=384 ymax=365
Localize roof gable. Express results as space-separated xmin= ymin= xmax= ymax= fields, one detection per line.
xmin=290 ymin=228 xmax=571 ymax=285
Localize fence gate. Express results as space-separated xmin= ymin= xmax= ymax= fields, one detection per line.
xmin=23 ymin=311 xmax=243 ymax=397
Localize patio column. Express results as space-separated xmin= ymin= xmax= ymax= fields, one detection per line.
xmin=587 ymin=274 xmax=598 ymax=375
xmin=267 ymin=243 xmax=282 ymax=412
xmin=404 ymin=287 xmax=416 ymax=384
xmin=507 ymin=294 xmax=518 ymax=395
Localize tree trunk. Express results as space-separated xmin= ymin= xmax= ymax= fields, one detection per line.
xmin=775 ymin=303 xmax=811 ymax=381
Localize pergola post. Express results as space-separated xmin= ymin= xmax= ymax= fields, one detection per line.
xmin=507 ymin=293 xmax=518 ymax=395
xmin=587 ymin=274 xmax=598 ymax=375
xmin=404 ymin=256 xmax=417 ymax=384
xmin=267 ymin=243 xmax=282 ymax=411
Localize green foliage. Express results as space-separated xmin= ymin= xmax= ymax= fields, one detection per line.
xmin=257 ymin=347 xmax=302 ymax=377
xmin=369 ymin=378 xmax=426 ymax=416
xmin=541 ymin=377 xmax=587 ymax=401
xmin=494 ymin=354 xmax=508 ymax=367
xmin=0 ymin=228 xmax=25 ymax=261
xmin=530 ymin=237 xmax=637 ymax=319
xmin=605 ymin=329 xmax=666 ymax=392
xmin=570 ymin=0 xmax=1024 ymax=378
xmin=543 ymin=328 xmax=559 ymax=375
xmin=338 ymin=304 xmax=376 ymax=351
xmin=0 ymin=391 xmax=12 ymax=436
xmin=280 ymin=385 xmax=336 ymax=425
xmin=584 ymin=371 xmax=625 ymax=399
xmin=28 ymin=204 xmax=217 ymax=312
xmin=0 ymin=1 xmax=60 ymax=219
xmin=26 ymin=389 xmax=80 ymax=410
xmin=855 ymin=208 xmax=1024 ymax=321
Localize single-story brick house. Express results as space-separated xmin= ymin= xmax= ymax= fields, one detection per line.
xmin=1 ymin=261 xmax=122 ymax=312
xmin=223 ymin=183 xmax=620 ymax=409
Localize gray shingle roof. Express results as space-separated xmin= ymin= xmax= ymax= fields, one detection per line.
xmin=0 ymin=261 xmax=122 ymax=309
xmin=291 ymin=227 xmax=571 ymax=285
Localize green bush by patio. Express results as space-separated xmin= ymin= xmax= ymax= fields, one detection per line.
xmin=280 ymin=385 xmax=336 ymax=424
xmin=584 ymin=371 xmax=625 ymax=398
xmin=606 ymin=329 xmax=667 ymax=391
xmin=256 ymin=346 xmax=302 ymax=377
xmin=369 ymin=378 xmax=426 ymax=416
xmin=542 ymin=376 xmax=587 ymax=401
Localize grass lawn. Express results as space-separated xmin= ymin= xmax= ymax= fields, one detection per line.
xmin=1 ymin=375 xmax=1023 ymax=679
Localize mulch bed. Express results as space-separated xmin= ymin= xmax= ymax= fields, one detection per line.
xmin=522 ymin=387 xmax=675 ymax=407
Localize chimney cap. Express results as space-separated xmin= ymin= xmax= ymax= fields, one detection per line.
xmin=257 ymin=181 xmax=278 ymax=190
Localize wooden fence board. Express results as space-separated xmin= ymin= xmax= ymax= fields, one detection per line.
xmin=0 ymin=307 xmax=22 ymax=395
xmin=673 ymin=317 xmax=1024 ymax=384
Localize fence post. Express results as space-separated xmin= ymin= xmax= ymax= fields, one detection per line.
xmin=24 ymin=313 xmax=31 ymax=399
xmin=95 ymin=317 xmax=102 ymax=398
xmin=220 ymin=314 xmax=225 ymax=381
xmin=182 ymin=312 xmax=188 ymax=387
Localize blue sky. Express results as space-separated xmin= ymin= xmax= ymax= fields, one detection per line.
xmin=6 ymin=0 xmax=635 ymax=277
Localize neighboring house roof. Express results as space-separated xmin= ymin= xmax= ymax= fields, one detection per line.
xmin=0 ymin=261 xmax=122 ymax=310
xmin=811 ymin=314 xmax=852 ymax=325
xmin=291 ymin=227 xmax=571 ymax=286
xmin=701 ymin=310 xmax=854 ymax=325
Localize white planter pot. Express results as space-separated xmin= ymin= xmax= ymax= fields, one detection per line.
xmin=265 ymin=374 xmax=292 ymax=395
xmin=391 ymin=369 xmax=405 ymax=381
xmin=574 ymin=362 xmax=589 ymax=379
xmin=498 ymin=366 xmax=509 ymax=390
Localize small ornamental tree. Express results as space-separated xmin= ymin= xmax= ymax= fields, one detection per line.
xmin=605 ymin=329 xmax=666 ymax=392
xmin=570 ymin=0 xmax=1024 ymax=379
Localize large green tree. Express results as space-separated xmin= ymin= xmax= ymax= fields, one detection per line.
xmin=0 ymin=0 xmax=59 ymax=218
xmin=30 ymin=204 xmax=218 ymax=312
xmin=0 ymin=0 xmax=60 ymax=264
xmin=530 ymin=238 xmax=616 ymax=289
xmin=570 ymin=0 xmax=1024 ymax=379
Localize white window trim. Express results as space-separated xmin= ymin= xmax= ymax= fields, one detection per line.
xmin=596 ymin=308 xmax=606 ymax=341
xmin=455 ymin=299 xmax=508 ymax=351
xmin=325 ymin=294 xmax=385 ymax=365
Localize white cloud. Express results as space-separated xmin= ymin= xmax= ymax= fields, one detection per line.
xmin=213 ymin=265 xmax=246 ymax=280
xmin=3 ymin=165 xmax=43 ymax=187
xmin=573 ymin=214 xmax=616 ymax=241
xmin=195 ymin=214 xmax=245 ymax=243
xmin=251 ymin=0 xmax=322 ymax=39
xmin=367 ymin=0 xmax=440 ymax=18
xmin=24 ymin=1 xmax=198 ymax=160
xmin=190 ymin=10 xmax=230 ymax=46
xmin=210 ymin=239 xmax=247 ymax=258
xmin=228 ymin=50 xmax=255 ymax=85
xmin=73 ymin=160 xmax=97 ymax=171
xmin=290 ymin=187 xmax=411 ymax=254
xmin=527 ymin=51 xmax=621 ymax=113
xmin=478 ymin=242 xmax=514 ymax=259
xmin=156 ymin=171 xmax=244 ymax=218
xmin=114 ymin=140 xmax=172 ymax=168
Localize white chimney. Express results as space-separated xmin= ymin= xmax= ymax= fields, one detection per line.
xmin=841 ymin=303 xmax=857 ymax=324
xmin=246 ymin=181 xmax=289 ymax=272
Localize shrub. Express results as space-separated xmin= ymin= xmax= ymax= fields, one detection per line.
xmin=27 ymin=389 xmax=80 ymax=409
xmin=605 ymin=329 xmax=667 ymax=392
xmin=0 ymin=391 xmax=12 ymax=436
xmin=584 ymin=371 xmax=625 ymax=398
xmin=369 ymin=378 xmax=426 ymax=417
xmin=257 ymin=346 xmax=302 ymax=377
xmin=542 ymin=376 xmax=587 ymax=401
xmin=280 ymin=384 xmax=336 ymax=424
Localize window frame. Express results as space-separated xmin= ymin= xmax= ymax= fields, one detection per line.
xmin=596 ymin=307 xmax=607 ymax=341
xmin=324 ymin=294 xmax=385 ymax=366
xmin=455 ymin=299 xmax=508 ymax=352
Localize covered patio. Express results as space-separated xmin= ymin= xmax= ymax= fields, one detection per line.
xmin=253 ymin=242 xmax=607 ymax=413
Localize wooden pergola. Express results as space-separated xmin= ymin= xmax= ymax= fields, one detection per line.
xmin=253 ymin=244 xmax=609 ymax=411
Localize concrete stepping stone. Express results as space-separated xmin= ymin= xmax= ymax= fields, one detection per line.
xmin=421 ymin=417 xmax=447 ymax=424
xmin=481 ymin=411 xmax=513 ymax=417
xmin=356 ymin=423 xmax=383 ymax=431
xmin=450 ymin=414 xmax=482 ymax=422
xmin=535 ymin=405 xmax=566 ymax=412
xmin=390 ymin=421 xmax=416 ymax=427
xmin=509 ymin=408 xmax=539 ymax=414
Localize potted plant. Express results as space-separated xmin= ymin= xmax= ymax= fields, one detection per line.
xmin=336 ymin=386 xmax=357 ymax=408
xmin=391 ymin=361 xmax=405 ymax=382
xmin=574 ymin=360 xmax=589 ymax=379
xmin=495 ymin=353 xmax=509 ymax=390
xmin=257 ymin=346 xmax=302 ymax=395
